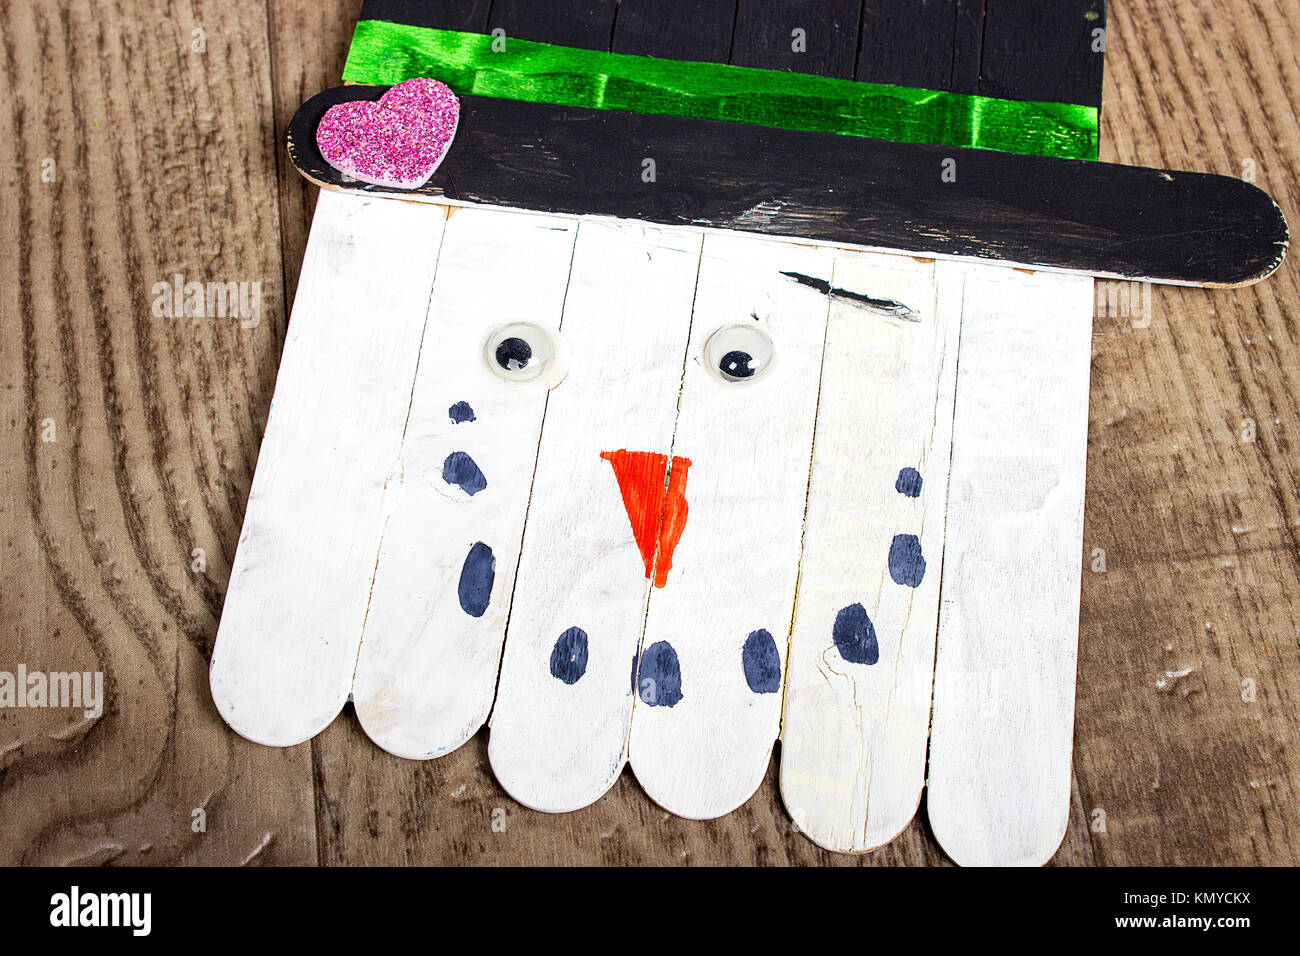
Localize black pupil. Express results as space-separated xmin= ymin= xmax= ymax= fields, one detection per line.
xmin=719 ymin=349 xmax=757 ymax=379
xmin=495 ymin=337 xmax=533 ymax=371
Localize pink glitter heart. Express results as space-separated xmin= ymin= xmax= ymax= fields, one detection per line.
xmin=316 ymin=78 xmax=460 ymax=190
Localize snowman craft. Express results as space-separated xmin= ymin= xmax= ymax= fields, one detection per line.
xmin=209 ymin=3 xmax=1288 ymax=865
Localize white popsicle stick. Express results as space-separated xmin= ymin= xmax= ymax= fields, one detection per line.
xmin=779 ymin=253 xmax=961 ymax=851
xmin=210 ymin=192 xmax=448 ymax=746
xmin=627 ymin=234 xmax=835 ymax=818
xmin=351 ymin=208 xmax=579 ymax=760
xmin=926 ymin=266 xmax=1093 ymax=866
xmin=488 ymin=220 xmax=703 ymax=812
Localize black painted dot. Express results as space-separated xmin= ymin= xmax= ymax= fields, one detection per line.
xmin=833 ymin=603 xmax=879 ymax=665
xmin=442 ymin=451 xmax=487 ymax=496
xmin=895 ymin=467 xmax=923 ymax=497
xmin=495 ymin=337 xmax=532 ymax=371
xmin=636 ymin=641 xmax=684 ymax=707
xmin=742 ymin=629 xmax=782 ymax=694
xmin=888 ymin=534 xmax=926 ymax=588
xmin=549 ymin=627 xmax=589 ymax=685
xmin=719 ymin=349 xmax=757 ymax=379
xmin=457 ymin=542 xmax=495 ymax=618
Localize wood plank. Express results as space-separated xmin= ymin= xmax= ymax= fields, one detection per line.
xmin=856 ymin=0 xmax=958 ymax=88
xmin=487 ymin=220 xmax=703 ymax=812
xmin=209 ymin=192 xmax=448 ymax=747
xmin=1066 ymin=0 xmax=1300 ymax=867
xmin=779 ymin=253 xmax=961 ymax=852
xmin=351 ymin=207 xmax=578 ymax=760
xmin=926 ymin=266 xmax=1094 ymax=866
xmin=358 ymin=0 xmax=617 ymax=47
xmin=0 ymin=0 xmax=318 ymax=864
xmin=613 ymin=0 xmax=736 ymax=61
xmin=269 ymin=0 xmax=362 ymax=312
xmin=627 ymin=234 xmax=835 ymax=818
xmin=979 ymin=1 xmax=1107 ymax=108
xmin=312 ymin=717 xmax=952 ymax=864
xmin=732 ymin=0 xmax=862 ymax=79
xmin=860 ymin=1 xmax=1107 ymax=107
xmin=921 ymin=2 xmax=1103 ymax=868
xmin=857 ymin=2 xmax=1106 ymax=106
xmin=288 ymin=89 xmax=1287 ymax=288
xmin=360 ymin=0 xmax=492 ymax=30
xmin=490 ymin=0 xmax=620 ymax=49
xmin=949 ymin=0 xmax=987 ymax=94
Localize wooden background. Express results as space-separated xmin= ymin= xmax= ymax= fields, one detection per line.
xmin=1 ymin=0 xmax=1297 ymax=865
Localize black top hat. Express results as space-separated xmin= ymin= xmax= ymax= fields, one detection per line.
xmin=287 ymin=0 xmax=1286 ymax=287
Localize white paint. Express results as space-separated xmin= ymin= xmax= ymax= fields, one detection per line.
xmin=350 ymin=208 xmax=579 ymax=760
xmin=926 ymin=267 xmax=1093 ymax=867
xmin=628 ymin=234 xmax=835 ymax=819
xmin=209 ymin=192 xmax=447 ymax=746
xmin=487 ymin=220 xmax=703 ymax=812
xmin=211 ymin=189 xmax=1096 ymax=866
xmin=779 ymin=254 xmax=962 ymax=851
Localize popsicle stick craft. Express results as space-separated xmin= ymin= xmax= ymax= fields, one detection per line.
xmin=210 ymin=0 xmax=1289 ymax=865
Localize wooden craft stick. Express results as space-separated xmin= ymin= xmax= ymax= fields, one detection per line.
xmin=779 ymin=253 xmax=961 ymax=851
xmin=926 ymin=267 xmax=1094 ymax=866
xmin=350 ymin=208 xmax=578 ymax=759
xmin=627 ymin=234 xmax=835 ymax=819
xmin=487 ymin=220 xmax=703 ymax=812
xmin=209 ymin=192 xmax=448 ymax=746
xmin=288 ymin=89 xmax=1287 ymax=289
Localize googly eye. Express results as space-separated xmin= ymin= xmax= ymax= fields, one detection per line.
xmin=704 ymin=325 xmax=775 ymax=385
xmin=485 ymin=323 xmax=565 ymax=386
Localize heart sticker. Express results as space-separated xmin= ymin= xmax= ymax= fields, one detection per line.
xmin=315 ymin=78 xmax=460 ymax=190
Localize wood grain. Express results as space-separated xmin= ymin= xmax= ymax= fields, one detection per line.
xmin=1075 ymin=0 xmax=1300 ymax=867
xmin=2 ymin=0 xmax=1298 ymax=866
xmin=0 ymin=0 xmax=319 ymax=865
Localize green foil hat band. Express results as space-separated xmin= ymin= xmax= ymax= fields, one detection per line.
xmin=342 ymin=21 xmax=1099 ymax=161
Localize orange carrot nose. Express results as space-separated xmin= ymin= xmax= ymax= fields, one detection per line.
xmin=601 ymin=450 xmax=692 ymax=588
